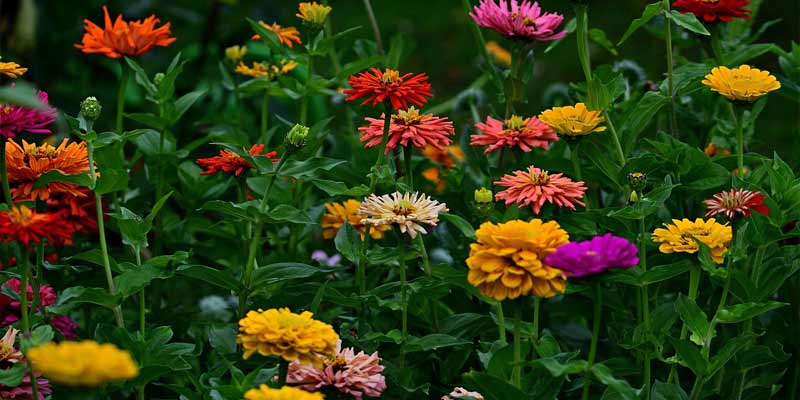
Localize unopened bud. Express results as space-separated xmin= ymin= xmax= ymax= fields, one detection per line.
xmin=79 ymin=97 xmax=102 ymax=121
xmin=629 ymin=191 xmax=640 ymax=203
xmin=627 ymin=172 xmax=647 ymax=191
xmin=154 ymin=72 xmax=165 ymax=86
xmin=474 ymin=187 xmax=493 ymax=204
xmin=285 ymin=123 xmax=309 ymax=148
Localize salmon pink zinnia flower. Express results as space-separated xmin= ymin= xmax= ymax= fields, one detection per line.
xmin=494 ymin=166 xmax=586 ymax=214
xmin=0 ymin=89 xmax=57 ymax=139
xmin=470 ymin=0 xmax=567 ymax=42
xmin=703 ymin=189 xmax=769 ymax=220
xmin=75 ymin=6 xmax=176 ymax=59
xmin=287 ymin=342 xmax=387 ymax=399
xmin=196 ymin=144 xmax=279 ymax=176
xmin=358 ymin=107 xmax=454 ymax=155
xmin=470 ymin=115 xmax=557 ymax=154
xmin=672 ymin=0 xmax=750 ymax=22
xmin=344 ymin=68 xmax=433 ymax=110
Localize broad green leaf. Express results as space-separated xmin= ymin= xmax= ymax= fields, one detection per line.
xmin=715 ymin=301 xmax=787 ymax=324
xmin=250 ymin=262 xmax=332 ymax=288
xmin=668 ymin=10 xmax=710 ymax=36
xmin=675 ymin=294 xmax=710 ymax=341
xmin=176 ymin=265 xmax=241 ymax=292
xmin=463 ymin=371 xmax=529 ymax=400
xmin=441 ymin=212 xmax=476 ymax=239
xmin=640 ymin=260 xmax=692 ymax=285
xmin=310 ymin=179 xmax=371 ymax=197
xmin=591 ymin=363 xmax=638 ymax=400
xmin=620 ymin=91 xmax=669 ymax=153
xmin=618 ymin=2 xmax=663 ymax=45
xmin=0 ymin=363 xmax=27 ymax=387
xmin=334 ymin=222 xmax=362 ymax=264
xmin=589 ymin=28 xmax=618 ymax=56
xmin=669 ymin=338 xmax=708 ymax=376
xmin=114 ymin=264 xmax=173 ymax=298
xmin=20 ymin=325 xmax=54 ymax=353
xmin=49 ymin=286 xmax=119 ymax=314
xmin=651 ymin=381 xmax=688 ymax=400
xmin=708 ymin=334 xmax=755 ymax=376
xmin=33 ymin=170 xmax=92 ymax=190
xmin=405 ymin=334 xmax=471 ymax=352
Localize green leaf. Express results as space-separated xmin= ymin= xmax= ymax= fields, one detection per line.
xmin=20 ymin=325 xmax=54 ymax=353
xmin=114 ymin=264 xmax=173 ymax=298
xmin=262 ymin=204 xmax=313 ymax=225
xmin=271 ymin=157 xmax=346 ymax=178
xmin=620 ymin=91 xmax=669 ymax=152
xmin=589 ymin=28 xmax=618 ymax=56
xmin=334 ymin=222 xmax=362 ymax=264
xmin=49 ymin=286 xmax=119 ymax=314
xmin=386 ymin=33 xmax=406 ymax=69
xmin=0 ymin=83 xmax=49 ymax=109
xmin=641 ymin=260 xmax=693 ymax=285
xmin=441 ymin=212 xmax=476 ymax=239
xmin=463 ymin=371 xmax=529 ymax=400
xmin=310 ymin=179 xmax=371 ymax=197
xmin=33 ymin=170 xmax=92 ymax=190
xmin=176 ymin=264 xmax=241 ymax=292
xmin=708 ymin=334 xmax=755 ymax=376
xmin=0 ymin=363 xmax=27 ymax=387
xmin=199 ymin=200 xmax=254 ymax=222
xmin=533 ymin=353 xmax=587 ymax=377
xmin=114 ymin=192 xmax=171 ymax=252
xmin=668 ymin=10 xmax=710 ymax=36
xmin=675 ymin=294 xmax=710 ymax=341
xmin=590 ymin=363 xmax=639 ymax=400
xmin=125 ymin=57 xmax=157 ymax=96
xmin=405 ymin=334 xmax=471 ymax=353
xmin=715 ymin=301 xmax=787 ymax=324
xmin=618 ymin=2 xmax=663 ymax=45
xmin=126 ymin=112 xmax=169 ymax=130
xmin=172 ymin=89 xmax=206 ymax=124
xmin=250 ymin=262 xmax=332 ymax=288
xmin=651 ymin=381 xmax=689 ymax=400
xmin=669 ymin=338 xmax=708 ymax=376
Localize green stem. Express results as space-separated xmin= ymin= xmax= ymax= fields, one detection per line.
xmin=532 ymin=296 xmax=540 ymax=358
xmin=368 ymin=103 xmax=393 ymax=191
xmin=461 ymin=0 xmax=503 ymax=91
xmin=582 ymin=286 xmax=603 ymax=400
xmin=669 ymin=263 xmax=702 ymax=383
xmin=277 ymin=360 xmax=290 ymax=387
xmin=261 ymin=90 xmax=270 ymax=146
xmin=702 ymin=273 xmax=730 ymax=359
xmin=710 ymin=26 xmax=725 ymax=65
xmin=639 ymin=217 xmax=651 ymax=400
xmin=300 ymin=53 xmax=313 ymax=125
xmin=605 ymin=112 xmax=626 ymax=166
xmin=415 ymin=234 xmax=439 ymax=331
xmin=116 ymin=63 xmax=129 ymax=135
xmin=570 ymin=141 xmax=583 ymax=181
xmin=512 ymin=306 xmax=522 ymax=388
xmin=689 ymin=374 xmax=704 ymax=400
xmin=0 ymin=137 xmax=13 ymax=206
xmin=322 ymin=9 xmax=342 ymax=73
xmin=19 ymin=251 xmax=40 ymax=400
xmin=728 ymin=102 xmax=744 ymax=178
xmin=403 ymin=145 xmax=413 ymax=189
xmin=663 ymin=0 xmax=677 ymax=136
xmin=136 ymin=250 xmax=145 ymax=335
xmin=398 ymin=238 xmax=408 ymax=369
xmin=575 ymin=4 xmax=592 ymax=83
xmin=361 ymin=0 xmax=384 ymax=54
xmin=736 ymin=246 xmax=765 ymax=399
xmin=496 ymin=302 xmax=507 ymax=346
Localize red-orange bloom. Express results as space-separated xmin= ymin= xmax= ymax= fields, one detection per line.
xmin=344 ymin=68 xmax=433 ymax=110
xmin=251 ymin=22 xmax=302 ymax=48
xmin=0 ymin=206 xmax=75 ymax=247
xmin=470 ymin=115 xmax=558 ymax=154
xmin=47 ymin=187 xmax=100 ymax=238
xmin=75 ymin=6 xmax=176 ymax=58
xmin=358 ymin=107 xmax=454 ymax=155
xmin=196 ymin=144 xmax=279 ymax=176
xmin=672 ymin=0 xmax=750 ymax=22
xmin=494 ymin=166 xmax=587 ymax=215
xmin=6 ymin=139 xmax=90 ymax=202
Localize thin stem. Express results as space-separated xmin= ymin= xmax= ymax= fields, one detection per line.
xmin=728 ymin=102 xmax=744 ymax=178
xmin=663 ymin=0 xmax=677 ymax=136
xmin=669 ymin=263 xmax=702 ymax=383
xmin=512 ymin=306 xmax=522 ymax=388
xmin=261 ymin=90 xmax=270 ymax=146
xmin=582 ymin=286 xmax=603 ymax=400
xmin=532 ymin=296 xmax=540 ymax=358
xmin=496 ymin=302 xmax=507 ymax=346
xmin=116 ymin=63 xmax=130 ymax=135
xmin=710 ymin=26 xmax=725 ymax=64
xmin=0 ymin=137 xmax=13 ymax=206
xmin=639 ymin=217 xmax=651 ymax=400
xmin=398 ymin=238 xmax=408 ymax=369
xmin=19 ymin=251 xmax=40 ymax=400
xmin=605 ymin=113 xmax=626 ymax=166
xmin=136 ymin=250 xmax=145 ymax=335
xmin=737 ymin=245 xmax=765 ymax=399
xmin=702 ymin=273 xmax=730 ymax=359
xmin=361 ymin=0 xmax=384 ymax=54
xmin=575 ymin=4 xmax=592 ymax=83
xmin=300 ymin=53 xmax=313 ymax=126
xmin=322 ymin=10 xmax=342 ymax=73
xmin=415 ymin=234 xmax=439 ymax=331
xmin=570 ymin=141 xmax=583 ymax=181
xmin=689 ymin=374 xmax=704 ymax=400
xmin=368 ymin=103 xmax=393 ymax=191
xmin=403 ymin=145 xmax=413 ymax=189
xmin=461 ymin=0 xmax=503 ymax=90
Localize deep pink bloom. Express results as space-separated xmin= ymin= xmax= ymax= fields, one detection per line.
xmin=358 ymin=107 xmax=454 ymax=155
xmin=544 ymin=233 xmax=639 ymax=278
xmin=0 ymin=278 xmax=57 ymax=326
xmin=703 ymin=189 xmax=769 ymax=220
xmin=470 ymin=0 xmax=567 ymax=42
xmin=0 ymin=89 xmax=57 ymax=139
xmin=50 ymin=315 xmax=78 ymax=339
xmin=494 ymin=166 xmax=586 ymax=214
xmin=0 ymin=374 xmax=52 ymax=400
xmin=470 ymin=115 xmax=557 ymax=154
xmin=287 ymin=343 xmax=387 ymax=399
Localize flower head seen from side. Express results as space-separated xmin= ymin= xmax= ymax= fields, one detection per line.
xmin=244 ymin=385 xmax=324 ymax=400
xmin=442 ymin=387 xmax=485 ymax=400
xmin=702 ymin=65 xmax=780 ymax=102
xmin=358 ymin=192 xmax=448 ymax=239
xmin=0 ymin=89 xmax=57 ymax=139
xmin=196 ymin=144 xmax=279 ymax=176
xmin=252 ymin=22 xmax=302 ymax=48
xmin=545 ymin=233 xmax=639 ymax=278
xmin=0 ymin=327 xmax=23 ymax=363
xmin=296 ymin=2 xmax=332 ymax=27
xmin=672 ymin=0 xmax=750 ymax=22
xmin=6 ymin=139 xmax=90 ymax=202
xmin=237 ymin=308 xmax=339 ymax=367
xmin=344 ymin=68 xmax=433 ymax=110
xmin=470 ymin=115 xmax=558 ymax=154
xmin=236 ymin=59 xmax=298 ymax=79
xmin=0 ymin=61 xmax=27 ymax=78
xmin=75 ymin=6 xmax=176 ymax=58
xmin=470 ymin=0 xmax=567 ymax=42
xmin=538 ymin=103 xmax=606 ymax=137
xmin=652 ymin=218 xmax=733 ymax=264
xmin=704 ymin=189 xmax=769 ymax=220
xmin=421 ymin=145 xmax=465 ymax=192
xmin=27 ymin=340 xmax=139 ymax=386
xmin=287 ymin=342 xmax=387 ymax=399
xmin=358 ymin=107 xmax=454 ymax=155
xmin=321 ymin=199 xmax=390 ymax=240
xmin=467 ymin=219 xmax=569 ymax=300
xmin=225 ymin=45 xmax=247 ymax=63
xmin=0 ymin=206 xmax=75 ymax=247
xmin=494 ymin=166 xmax=587 ymax=215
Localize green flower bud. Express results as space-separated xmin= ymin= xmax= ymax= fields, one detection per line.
xmin=627 ymin=172 xmax=647 ymax=191
xmin=285 ymin=123 xmax=310 ymax=148
xmin=154 ymin=72 xmax=165 ymax=86
xmin=79 ymin=97 xmax=102 ymax=121
xmin=474 ymin=187 xmax=493 ymax=204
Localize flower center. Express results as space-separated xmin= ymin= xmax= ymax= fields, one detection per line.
xmin=528 ymin=170 xmax=550 ymax=185
xmin=393 ymin=199 xmax=416 ymax=216
xmin=505 ymin=115 xmax=530 ymax=131
xmin=523 ymin=17 xmax=537 ymax=27
xmin=0 ymin=343 xmax=14 ymax=361
xmin=7 ymin=206 xmax=33 ymax=226
xmin=28 ymin=145 xmax=58 ymax=158
xmin=381 ymin=69 xmax=401 ymax=84
xmin=719 ymin=192 xmax=744 ymax=208
xmin=394 ymin=106 xmax=424 ymax=123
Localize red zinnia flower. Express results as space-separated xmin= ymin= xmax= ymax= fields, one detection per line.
xmin=0 ymin=206 xmax=75 ymax=247
xmin=494 ymin=166 xmax=586 ymax=214
xmin=672 ymin=0 xmax=750 ymax=22
xmin=358 ymin=107 xmax=454 ymax=155
xmin=75 ymin=6 xmax=176 ymax=58
xmin=344 ymin=68 xmax=433 ymax=110
xmin=703 ymin=189 xmax=769 ymax=219
xmin=196 ymin=144 xmax=279 ymax=176
xmin=47 ymin=187 xmax=100 ymax=238
xmin=470 ymin=115 xmax=557 ymax=154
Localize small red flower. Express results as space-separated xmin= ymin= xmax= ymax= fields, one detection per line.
xmin=196 ymin=144 xmax=279 ymax=176
xmin=672 ymin=0 xmax=750 ymax=22
xmin=703 ymin=189 xmax=769 ymax=219
xmin=344 ymin=68 xmax=433 ymax=110
xmin=0 ymin=206 xmax=75 ymax=247
xmin=358 ymin=107 xmax=454 ymax=155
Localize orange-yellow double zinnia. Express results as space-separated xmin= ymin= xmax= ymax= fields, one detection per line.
xmin=321 ymin=199 xmax=389 ymax=240
xmin=539 ymin=103 xmax=606 ymax=137
xmin=75 ymin=6 xmax=176 ymax=58
xmin=702 ymin=65 xmax=781 ymax=102
xmin=6 ymin=139 xmax=90 ymax=201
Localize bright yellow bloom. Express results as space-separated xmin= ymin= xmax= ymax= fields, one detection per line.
xmin=652 ymin=218 xmax=732 ymax=264
xmin=321 ymin=199 xmax=389 ymax=240
xmin=235 ymin=59 xmax=297 ymax=79
xmin=27 ymin=341 xmax=139 ymax=386
xmin=296 ymin=2 xmax=332 ymax=26
xmin=538 ymin=103 xmax=606 ymax=137
xmin=485 ymin=41 xmax=511 ymax=67
xmin=466 ymin=219 xmax=569 ymax=300
xmin=244 ymin=385 xmax=325 ymax=400
xmin=225 ymin=45 xmax=247 ymax=63
xmin=702 ymin=65 xmax=781 ymax=102
xmin=237 ymin=308 xmax=339 ymax=367
xmin=0 ymin=61 xmax=27 ymax=78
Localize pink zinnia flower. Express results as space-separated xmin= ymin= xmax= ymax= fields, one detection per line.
xmin=287 ymin=342 xmax=387 ymax=399
xmin=0 ymin=374 xmax=52 ymax=400
xmin=0 ymin=88 xmax=57 ymax=139
xmin=358 ymin=106 xmax=454 ymax=155
xmin=50 ymin=315 xmax=78 ymax=339
xmin=470 ymin=0 xmax=567 ymax=42
xmin=494 ymin=166 xmax=586 ymax=214
xmin=0 ymin=278 xmax=57 ymax=326
xmin=703 ymin=189 xmax=769 ymax=220
xmin=470 ymin=115 xmax=557 ymax=154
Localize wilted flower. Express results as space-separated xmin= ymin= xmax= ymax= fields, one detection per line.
xmin=672 ymin=0 xmax=750 ymax=22
xmin=287 ymin=342 xmax=387 ymax=399
xmin=252 ymin=22 xmax=302 ymax=48
xmin=443 ymin=387 xmax=485 ymax=400
xmin=702 ymin=65 xmax=780 ymax=102
xmin=344 ymin=68 xmax=433 ymax=110
xmin=28 ymin=341 xmax=139 ymax=386
xmin=196 ymin=144 xmax=279 ymax=176
xmin=470 ymin=0 xmax=567 ymax=42
xmin=470 ymin=115 xmax=558 ymax=154
xmin=704 ymin=189 xmax=769 ymax=220
xmin=538 ymin=103 xmax=606 ymax=137
xmin=359 ymin=191 xmax=448 ymax=239
xmin=296 ymin=2 xmax=332 ymax=27
xmin=359 ymin=107 xmax=454 ymax=155
xmin=494 ymin=166 xmax=587 ymax=215
xmin=545 ymin=234 xmax=639 ymax=278
xmin=0 ymin=61 xmax=27 ymax=79
xmin=321 ymin=199 xmax=389 ymax=240
xmin=79 ymin=96 xmax=102 ymax=121
xmin=484 ymin=41 xmax=511 ymax=66
xmin=0 ymin=89 xmax=57 ymax=139
xmin=652 ymin=218 xmax=732 ymax=264
xmin=6 ymin=139 xmax=90 ymax=201
xmin=75 ymin=6 xmax=176 ymax=58
xmin=244 ymin=385 xmax=324 ymax=400
xmin=224 ymin=45 xmax=247 ymax=63
xmin=0 ymin=327 xmax=23 ymax=363
xmin=0 ymin=206 xmax=75 ymax=247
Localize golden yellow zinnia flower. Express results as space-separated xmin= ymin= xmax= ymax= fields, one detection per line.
xmin=466 ymin=219 xmax=569 ymax=300
xmin=485 ymin=40 xmax=511 ymax=67
xmin=702 ymin=65 xmax=781 ymax=102
xmin=225 ymin=45 xmax=247 ymax=63
xmin=651 ymin=218 xmax=732 ymax=264
xmin=296 ymin=2 xmax=332 ymax=27
xmin=237 ymin=308 xmax=339 ymax=367
xmin=236 ymin=62 xmax=269 ymax=78
xmin=27 ymin=341 xmax=139 ymax=386
xmin=321 ymin=199 xmax=389 ymax=240
xmin=244 ymin=385 xmax=325 ymax=400
xmin=0 ymin=61 xmax=27 ymax=79
xmin=538 ymin=103 xmax=606 ymax=137
xmin=271 ymin=59 xmax=298 ymax=76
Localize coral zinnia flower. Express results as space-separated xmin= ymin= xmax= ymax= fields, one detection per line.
xmin=0 ymin=206 xmax=75 ymax=247
xmin=358 ymin=107 xmax=454 ymax=155
xmin=702 ymin=65 xmax=781 ymax=102
xmin=287 ymin=342 xmax=387 ymax=399
xmin=471 ymin=115 xmax=558 ymax=154
xmin=344 ymin=68 xmax=433 ymax=110
xmin=244 ymin=385 xmax=324 ymax=400
xmin=28 ymin=340 xmax=139 ymax=386
xmin=296 ymin=2 xmax=332 ymax=26
xmin=321 ymin=199 xmax=389 ymax=240
xmin=196 ymin=144 xmax=279 ymax=176
xmin=252 ymin=22 xmax=302 ymax=48
xmin=538 ymin=103 xmax=606 ymax=137
xmin=6 ymin=139 xmax=90 ymax=201
xmin=75 ymin=6 xmax=176 ymax=59
xmin=544 ymin=233 xmax=639 ymax=278
xmin=358 ymin=191 xmax=448 ymax=239
xmin=237 ymin=308 xmax=339 ymax=367
xmin=485 ymin=41 xmax=511 ymax=66
xmin=470 ymin=0 xmax=567 ymax=42
xmin=672 ymin=0 xmax=750 ymax=22
xmin=652 ymin=218 xmax=732 ymax=264
xmin=494 ymin=166 xmax=586 ymax=215
xmin=0 ymin=61 xmax=27 ymax=79
xmin=703 ymin=189 xmax=769 ymax=220
xmin=0 ymin=89 xmax=57 ymax=139
xmin=466 ymin=219 xmax=569 ymax=300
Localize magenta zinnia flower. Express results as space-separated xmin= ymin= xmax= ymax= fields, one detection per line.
xmin=494 ymin=166 xmax=586 ymax=214
xmin=287 ymin=342 xmax=387 ymax=399
xmin=50 ymin=315 xmax=78 ymax=339
xmin=703 ymin=189 xmax=769 ymax=220
xmin=0 ymin=278 xmax=57 ymax=326
xmin=358 ymin=106 xmax=454 ymax=155
xmin=470 ymin=0 xmax=567 ymax=42
xmin=0 ymin=374 xmax=52 ymax=400
xmin=0 ymin=89 xmax=57 ymax=139
xmin=544 ymin=233 xmax=639 ymax=278
xmin=470 ymin=115 xmax=557 ymax=154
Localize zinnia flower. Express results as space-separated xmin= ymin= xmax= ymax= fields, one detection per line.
xmin=6 ymin=139 xmax=90 ymax=202
xmin=244 ymin=385 xmax=324 ymax=400
xmin=252 ymin=22 xmax=302 ymax=48
xmin=466 ymin=219 xmax=569 ymax=300
xmin=358 ymin=107 xmax=454 ymax=155
xmin=235 ymin=59 xmax=298 ymax=79
xmin=470 ymin=0 xmax=567 ymax=42
xmin=672 ymin=0 xmax=750 ymax=22
xmin=0 ymin=89 xmax=57 ymax=139
xmin=358 ymin=191 xmax=448 ymax=239
xmin=47 ymin=187 xmax=99 ymax=237
xmin=538 ymin=103 xmax=606 ymax=137
xmin=75 ymin=6 xmax=176 ymax=58
xmin=225 ymin=45 xmax=247 ymax=63
xmin=442 ymin=388 xmax=485 ymax=400
xmin=196 ymin=144 xmax=279 ymax=176
xmin=287 ymin=342 xmax=387 ymax=399
xmin=321 ymin=199 xmax=389 ymax=240
xmin=0 ymin=374 xmax=52 ymax=400
xmin=0 ymin=206 xmax=75 ymax=247
xmin=470 ymin=115 xmax=558 ymax=154
xmin=0 ymin=61 xmax=27 ymax=79
xmin=702 ymin=65 xmax=781 ymax=102
xmin=237 ymin=308 xmax=339 ymax=367
xmin=703 ymin=189 xmax=769 ymax=220
xmin=0 ymin=327 xmax=23 ymax=363
xmin=27 ymin=340 xmax=139 ymax=386
xmin=296 ymin=2 xmax=332 ymax=26
xmin=544 ymin=233 xmax=639 ymax=278
xmin=50 ymin=315 xmax=78 ymax=340
xmin=485 ymin=41 xmax=511 ymax=66
xmin=704 ymin=143 xmax=731 ymax=157
xmin=344 ymin=68 xmax=433 ymax=110
xmin=652 ymin=218 xmax=733 ymax=264
xmin=494 ymin=166 xmax=587 ymax=215
xmin=0 ymin=278 xmax=57 ymax=326
xmin=421 ymin=145 xmax=465 ymax=192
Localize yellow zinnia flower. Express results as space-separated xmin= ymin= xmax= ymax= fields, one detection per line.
xmin=651 ymin=218 xmax=732 ymax=264
xmin=237 ymin=308 xmax=339 ymax=367
xmin=236 ymin=62 xmax=269 ymax=78
xmin=296 ymin=2 xmax=332 ymax=27
xmin=702 ymin=65 xmax=781 ymax=102
xmin=27 ymin=341 xmax=139 ymax=386
xmin=485 ymin=41 xmax=511 ymax=67
xmin=225 ymin=45 xmax=247 ymax=63
xmin=0 ymin=61 xmax=27 ymax=79
xmin=538 ymin=103 xmax=606 ymax=137
xmin=321 ymin=199 xmax=389 ymax=240
xmin=244 ymin=385 xmax=325 ymax=400
xmin=466 ymin=219 xmax=569 ymax=300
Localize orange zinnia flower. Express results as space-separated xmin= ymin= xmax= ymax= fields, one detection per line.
xmin=0 ymin=206 xmax=75 ymax=247
xmin=252 ymin=22 xmax=302 ymax=48
xmin=6 ymin=139 xmax=90 ymax=202
xmin=344 ymin=68 xmax=433 ymax=110
xmin=421 ymin=145 xmax=464 ymax=192
xmin=196 ymin=144 xmax=279 ymax=176
xmin=75 ymin=6 xmax=176 ymax=59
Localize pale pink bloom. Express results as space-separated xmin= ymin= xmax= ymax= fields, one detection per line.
xmin=358 ymin=106 xmax=454 ymax=155
xmin=0 ymin=327 xmax=23 ymax=363
xmin=494 ymin=166 xmax=586 ymax=214
xmin=358 ymin=191 xmax=448 ymax=239
xmin=703 ymin=189 xmax=769 ymax=220
xmin=470 ymin=115 xmax=557 ymax=154
xmin=0 ymin=88 xmax=57 ymax=139
xmin=442 ymin=387 xmax=485 ymax=400
xmin=470 ymin=0 xmax=567 ymax=42
xmin=287 ymin=342 xmax=387 ymax=399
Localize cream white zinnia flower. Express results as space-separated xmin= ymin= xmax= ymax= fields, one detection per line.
xmin=358 ymin=191 xmax=448 ymax=238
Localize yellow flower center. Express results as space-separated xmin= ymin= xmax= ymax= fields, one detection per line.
xmin=523 ymin=17 xmax=537 ymax=27
xmin=528 ymin=170 xmax=550 ymax=185
xmin=7 ymin=206 xmax=33 ymax=226
xmin=505 ymin=115 xmax=530 ymax=131
xmin=395 ymin=106 xmax=423 ymax=123
xmin=28 ymin=145 xmax=58 ymax=158
xmin=393 ymin=199 xmax=416 ymax=216
xmin=381 ymin=69 xmax=401 ymax=84
xmin=0 ymin=343 xmax=14 ymax=360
